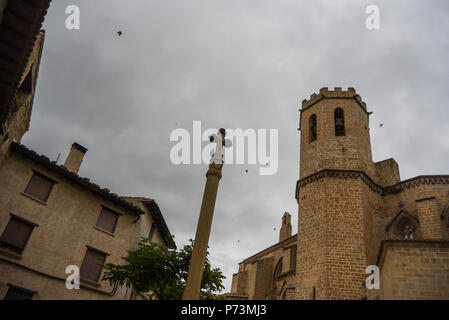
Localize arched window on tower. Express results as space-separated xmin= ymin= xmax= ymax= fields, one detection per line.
xmin=309 ymin=114 xmax=317 ymax=142
xmin=334 ymin=108 xmax=345 ymax=136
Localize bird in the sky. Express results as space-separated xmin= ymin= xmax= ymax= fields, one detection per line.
xmin=273 ymin=228 xmax=276 ymax=230
xmin=380 ymin=123 xmax=384 ymax=127
xmin=244 ymin=169 xmax=248 ymax=173
xmin=117 ymin=30 xmax=122 ymax=36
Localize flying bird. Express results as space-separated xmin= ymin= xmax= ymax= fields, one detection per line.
xmin=244 ymin=169 xmax=248 ymax=173
xmin=380 ymin=123 xmax=384 ymax=127
xmin=116 ymin=30 xmax=122 ymax=36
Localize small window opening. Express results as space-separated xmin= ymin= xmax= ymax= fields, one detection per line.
xmin=334 ymin=108 xmax=345 ymax=136
xmin=309 ymin=114 xmax=317 ymax=142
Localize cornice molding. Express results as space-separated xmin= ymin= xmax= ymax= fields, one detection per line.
xmin=295 ymin=169 xmax=449 ymax=201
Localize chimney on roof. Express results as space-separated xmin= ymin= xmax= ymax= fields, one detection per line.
xmin=64 ymin=142 xmax=87 ymax=173
xmin=279 ymin=212 xmax=292 ymax=242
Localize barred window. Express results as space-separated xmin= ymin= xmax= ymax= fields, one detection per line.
xmin=334 ymin=108 xmax=345 ymax=136
xmin=309 ymin=114 xmax=317 ymax=142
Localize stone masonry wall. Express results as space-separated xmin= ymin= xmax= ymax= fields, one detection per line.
xmin=253 ymin=257 xmax=273 ymax=300
xmin=231 ymin=235 xmax=297 ymax=299
xmin=380 ymin=240 xmax=449 ymax=299
xmin=416 ymin=197 xmax=445 ymax=239
xmin=297 ymin=177 xmax=368 ymax=299
xmin=299 ymin=89 xmax=376 ymax=181
xmin=374 ymin=158 xmax=400 ymax=187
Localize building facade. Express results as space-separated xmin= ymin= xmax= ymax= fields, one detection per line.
xmin=229 ymin=88 xmax=449 ymax=300
xmin=0 ymin=142 xmax=174 ymax=300
xmin=0 ymin=0 xmax=175 ymax=300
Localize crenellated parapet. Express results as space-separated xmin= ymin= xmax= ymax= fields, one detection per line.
xmin=301 ymin=87 xmax=368 ymax=112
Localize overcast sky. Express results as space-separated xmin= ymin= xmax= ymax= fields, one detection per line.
xmin=23 ymin=0 xmax=449 ymax=293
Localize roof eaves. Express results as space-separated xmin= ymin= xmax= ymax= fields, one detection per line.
xmin=10 ymin=142 xmax=144 ymax=216
xmin=142 ymin=199 xmax=175 ymax=249
xmin=0 ymin=0 xmax=51 ymax=124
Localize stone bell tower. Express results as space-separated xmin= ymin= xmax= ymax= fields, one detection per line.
xmin=295 ymin=87 xmax=375 ymax=299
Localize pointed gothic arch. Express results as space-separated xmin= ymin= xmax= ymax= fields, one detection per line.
xmin=272 ymin=258 xmax=283 ymax=290
xmin=386 ymin=208 xmax=420 ymax=240
xmin=396 ymin=217 xmax=417 ymax=239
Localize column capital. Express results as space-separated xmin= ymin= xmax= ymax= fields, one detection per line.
xmin=206 ymin=163 xmax=223 ymax=179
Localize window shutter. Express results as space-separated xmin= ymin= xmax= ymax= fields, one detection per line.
xmin=0 ymin=218 xmax=34 ymax=253
xmin=4 ymin=285 xmax=36 ymax=300
xmin=96 ymin=208 xmax=119 ymax=233
xmin=24 ymin=173 xmax=54 ymax=202
xmin=80 ymin=249 xmax=107 ymax=282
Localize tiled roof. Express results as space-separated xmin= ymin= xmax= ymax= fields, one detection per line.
xmin=10 ymin=142 xmax=145 ymax=216
xmin=0 ymin=0 xmax=51 ymax=126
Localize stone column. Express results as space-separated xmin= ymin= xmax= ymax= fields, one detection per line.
xmin=182 ymin=163 xmax=222 ymax=300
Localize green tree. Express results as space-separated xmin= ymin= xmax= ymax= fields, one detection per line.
xmin=102 ymin=238 xmax=225 ymax=300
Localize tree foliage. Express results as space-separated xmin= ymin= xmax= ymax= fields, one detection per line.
xmin=102 ymin=238 xmax=225 ymax=300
